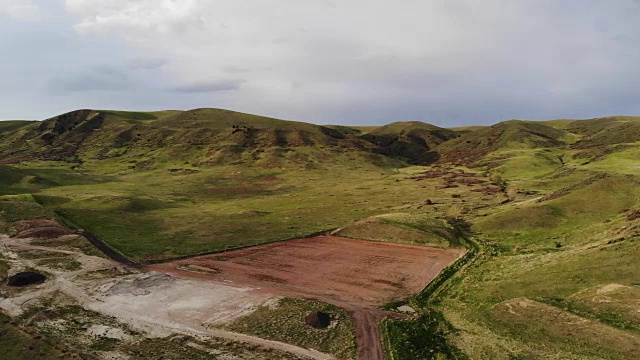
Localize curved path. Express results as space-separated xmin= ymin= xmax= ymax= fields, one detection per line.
xmin=148 ymin=236 xmax=464 ymax=360
xmin=155 ymin=262 xmax=388 ymax=360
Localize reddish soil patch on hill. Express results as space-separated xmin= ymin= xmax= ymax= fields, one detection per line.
xmin=13 ymin=219 xmax=75 ymax=239
xmin=148 ymin=236 xmax=464 ymax=360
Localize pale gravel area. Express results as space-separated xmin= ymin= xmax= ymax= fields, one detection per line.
xmin=89 ymin=272 xmax=277 ymax=337
xmin=0 ymin=234 xmax=337 ymax=360
xmin=87 ymin=324 xmax=132 ymax=340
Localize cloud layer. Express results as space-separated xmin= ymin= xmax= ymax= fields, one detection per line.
xmin=1 ymin=1 xmax=640 ymax=125
xmin=0 ymin=0 xmax=42 ymax=21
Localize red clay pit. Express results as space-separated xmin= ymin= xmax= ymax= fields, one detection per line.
xmin=148 ymin=236 xmax=462 ymax=308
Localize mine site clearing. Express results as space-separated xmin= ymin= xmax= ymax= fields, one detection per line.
xmin=0 ymin=233 xmax=322 ymax=359
xmin=0 ymin=227 xmax=462 ymax=359
xmin=149 ymin=235 xmax=463 ymax=308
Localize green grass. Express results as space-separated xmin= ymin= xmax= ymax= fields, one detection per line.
xmin=488 ymin=298 xmax=640 ymax=359
xmin=0 ymin=258 xmax=8 ymax=279
xmin=428 ymin=169 xmax=640 ymax=358
xmin=225 ymin=297 xmax=356 ymax=358
xmin=474 ymin=174 xmax=640 ymax=247
xmin=539 ymin=295 xmax=640 ymax=334
xmin=3 ymin=162 xmax=485 ymax=261
xmin=0 ymin=194 xmax=55 ymax=230
xmin=335 ymin=214 xmax=459 ymax=248
xmin=436 ymin=120 xmax=570 ymax=164
xmin=486 ymin=148 xmax=564 ymax=180
xmin=0 ymin=311 xmax=69 ymax=359
xmin=383 ymin=312 xmax=455 ymax=360
xmin=34 ymin=256 xmax=82 ymax=271
xmin=0 ymin=120 xmax=36 ymax=134
xmin=123 ymin=336 xmax=302 ymax=360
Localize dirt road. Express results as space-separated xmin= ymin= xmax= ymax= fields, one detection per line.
xmin=0 ymin=235 xmax=337 ymax=360
xmin=149 ymin=235 xmax=465 ymax=360
xmin=2 ymin=234 xmax=464 ymax=359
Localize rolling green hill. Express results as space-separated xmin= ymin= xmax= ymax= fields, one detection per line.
xmin=2 ymin=109 xmax=441 ymax=168
xmin=435 ymin=120 xmax=571 ymax=165
xmin=569 ymin=116 xmax=640 ymax=148
xmin=2 ymin=109 xmax=640 ymax=359
xmin=0 ymin=120 xmax=36 ymax=134
xmin=359 ymin=121 xmax=459 ymax=164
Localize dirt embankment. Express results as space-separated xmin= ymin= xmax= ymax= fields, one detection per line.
xmin=13 ymin=219 xmax=74 ymax=239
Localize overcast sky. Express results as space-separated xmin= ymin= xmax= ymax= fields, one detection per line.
xmin=1 ymin=1 xmax=639 ymax=126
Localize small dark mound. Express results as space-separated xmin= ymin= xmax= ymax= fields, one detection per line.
xmin=7 ymin=272 xmax=46 ymax=287
xmin=305 ymin=311 xmax=331 ymax=329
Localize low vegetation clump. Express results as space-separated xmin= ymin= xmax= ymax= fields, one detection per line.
xmin=0 ymin=311 xmax=70 ymax=359
xmin=224 ymin=298 xmax=355 ymax=358
xmin=383 ymin=312 xmax=458 ymax=360
xmin=34 ymin=257 xmax=82 ymax=271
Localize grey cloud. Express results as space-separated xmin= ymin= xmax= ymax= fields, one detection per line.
xmin=47 ymin=65 xmax=131 ymax=94
xmin=223 ymin=66 xmax=252 ymax=74
xmin=171 ymin=79 xmax=244 ymax=93
xmin=127 ymin=57 xmax=167 ymax=70
xmin=5 ymin=1 xmax=640 ymax=125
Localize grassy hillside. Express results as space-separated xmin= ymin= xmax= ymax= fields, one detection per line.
xmin=2 ymin=108 xmax=640 ymax=358
xmin=435 ymin=120 xmax=572 ymax=165
xmin=0 ymin=120 xmax=36 ymax=134
xmin=0 ymin=109 xmax=369 ymax=165
xmin=0 ymin=109 xmax=489 ymax=261
xmin=360 ymin=121 xmax=459 ymax=164
xmin=447 ymin=125 xmax=487 ymax=134
xmin=570 ymin=116 xmax=640 ymax=148
xmin=334 ymin=213 xmax=461 ymax=248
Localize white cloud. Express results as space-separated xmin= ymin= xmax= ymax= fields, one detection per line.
xmin=60 ymin=0 xmax=640 ymax=123
xmin=66 ymin=0 xmax=204 ymax=35
xmin=0 ymin=0 xmax=42 ymax=21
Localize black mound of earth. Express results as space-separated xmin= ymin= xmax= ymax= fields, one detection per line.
xmin=7 ymin=272 xmax=46 ymax=287
xmin=305 ymin=311 xmax=331 ymax=329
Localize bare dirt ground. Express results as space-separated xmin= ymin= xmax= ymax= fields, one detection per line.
xmin=1 ymin=232 xmax=463 ymax=360
xmin=0 ymin=235 xmax=332 ymax=360
xmin=148 ymin=235 xmax=465 ymax=360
